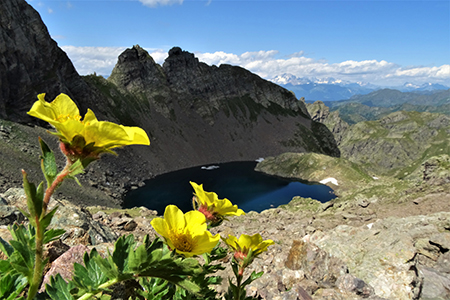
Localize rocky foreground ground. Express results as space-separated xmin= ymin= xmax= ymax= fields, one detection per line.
xmin=1 ymin=166 xmax=450 ymax=300
xmin=1 ymin=117 xmax=450 ymax=299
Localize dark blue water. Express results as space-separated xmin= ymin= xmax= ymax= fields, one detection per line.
xmin=123 ymin=161 xmax=336 ymax=214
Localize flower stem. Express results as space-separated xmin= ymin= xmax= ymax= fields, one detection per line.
xmin=27 ymin=159 xmax=73 ymax=299
xmin=27 ymin=216 xmax=44 ymax=300
xmin=76 ymin=278 xmax=120 ymax=300
xmin=42 ymin=160 xmax=72 ymax=212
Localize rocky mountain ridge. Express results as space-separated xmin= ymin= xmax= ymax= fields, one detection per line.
xmin=0 ymin=0 xmax=339 ymax=205
xmin=272 ymin=73 xmax=449 ymax=102
xmin=321 ymin=89 xmax=450 ymax=124
xmin=306 ymin=101 xmax=450 ymax=178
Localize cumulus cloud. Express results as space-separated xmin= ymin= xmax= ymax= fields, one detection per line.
xmin=61 ymin=46 xmax=450 ymax=87
xmin=61 ymin=46 xmax=127 ymax=75
xmin=61 ymin=46 xmax=168 ymax=75
xmin=138 ymin=0 xmax=183 ymax=8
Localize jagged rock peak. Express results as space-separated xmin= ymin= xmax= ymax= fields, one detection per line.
xmin=108 ymin=45 xmax=166 ymax=93
xmin=162 ymin=47 xmax=204 ymax=79
xmin=117 ymin=45 xmax=155 ymax=64
xmin=165 ymin=47 xmax=200 ymax=66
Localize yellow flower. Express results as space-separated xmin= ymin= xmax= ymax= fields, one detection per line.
xmin=27 ymin=93 xmax=150 ymax=151
xmin=223 ymin=233 xmax=274 ymax=259
xmin=151 ymin=205 xmax=220 ymax=257
xmin=190 ymin=182 xmax=245 ymax=225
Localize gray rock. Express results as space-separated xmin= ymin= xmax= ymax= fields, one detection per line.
xmin=419 ymin=266 xmax=450 ymax=300
xmin=336 ymin=273 xmax=374 ymax=298
xmin=285 ymin=240 xmax=348 ymax=288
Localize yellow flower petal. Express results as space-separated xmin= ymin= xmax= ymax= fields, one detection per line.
xmin=184 ymin=210 xmax=207 ymax=232
xmin=223 ymin=235 xmax=239 ymax=251
xmin=190 ymin=181 xmax=245 ymax=220
xmin=164 ymin=205 xmax=186 ymax=232
xmin=28 ymin=93 xmax=80 ymax=126
xmin=224 ymin=233 xmax=274 ymax=257
xmin=27 ymin=93 xmax=150 ymax=154
xmin=191 ymin=232 xmax=220 ymax=254
xmin=151 ymin=205 xmax=218 ymax=257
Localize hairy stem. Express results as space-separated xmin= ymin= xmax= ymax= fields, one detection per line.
xmin=28 ymin=159 xmax=73 ymax=299
xmin=76 ymin=278 xmax=120 ymax=300
xmin=27 ymin=216 xmax=44 ymax=300
xmin=42 ymin=160 xmax=72 ymax=212
xmin=235 ymin=271 xmax=243 ymax=300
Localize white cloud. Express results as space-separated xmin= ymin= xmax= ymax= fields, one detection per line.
xmin=61 ymin=46 xmax=450 ymax=87
xmin=61 ymin=46 xmax=128 ymax=75
xmin=138 ymin=0 xmax=183 ymax=8
xmin=61 ymin=46 xmax=168 ymax=75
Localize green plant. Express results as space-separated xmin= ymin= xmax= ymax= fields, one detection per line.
xmin=0 ymin=93 xmax=273 ymax=300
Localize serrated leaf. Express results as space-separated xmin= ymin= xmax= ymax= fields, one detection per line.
xmin=0 ymin=273 xmax=27 ymax=300
xmin=7 ymin=225 xmax=35 ymax=280
xmin=45 ymin=274 xmax=76 ymax=300
xmin=71 ymin=250 xmax=109 ymax=293
xmin=137 ymin=277 xmax=170 ymax=300
xmin=127 ymin=243 xmax=149 ymax=273
xmin=111 ymin=235 xmax=135 ymax=275
xmin=0 ymin=260 xmax=13 ymax=275
xmin=9 ymin=240 xmax=34 ymax=278
xmin=92 ymin=255 xmax=119 ymax=280
xmin=39 ymin=137 xmax=58 ymax=187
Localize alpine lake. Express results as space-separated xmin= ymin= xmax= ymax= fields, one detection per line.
xmin=123 ymin=161 xmax=336 ymax=214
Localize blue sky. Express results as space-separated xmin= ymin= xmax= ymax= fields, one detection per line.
xmin=27 ymin=0 xmax=450 ymax=87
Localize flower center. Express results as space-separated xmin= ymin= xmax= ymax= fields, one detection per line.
xmin=172 ymin=232 xmax=194 ymax=252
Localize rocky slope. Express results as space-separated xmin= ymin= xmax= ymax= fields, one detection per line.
xmin=0 ymin=0 xmax=96 ymax=124
xmin=1 ymin=151 xmax=450 ymax=299
xmin=307 ymin=101 xmax=450 ymax=178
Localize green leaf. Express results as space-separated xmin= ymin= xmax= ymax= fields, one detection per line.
xmin=111 ymin=235 xmax=134 ymax=276
xmin=0 ymin=237 xmax=14 ymax=257
xmin=241 ymin=271 xmax=263 ymax=288
xmin=71 ymin=250 xmax=109 ymax=293
xmin=67 ymin=159 xmax=85 ymax=178
xmin=45 ymin=274 xmax=76 ymax=300
xmin=43 ymin=228 xmax=66 ymax=245
xmin=136 ymin=278 xmax=170 ymax=300
xmin=7 ymin=224 xmax=35 ymax=280
xmin=40 ymin=206 xmax=59 ymax=231
xmin=22 ymin=170 xmax=37 ymax=218
xmin=9 ymin=240 xmax=34 ymax=279
xmin=39 ymin=137 xmax=58 ymax=187
xmin=34 ymin=182 xmax=44 ymax=218
xmin=0 ymin=273 xmax=27 ymax=300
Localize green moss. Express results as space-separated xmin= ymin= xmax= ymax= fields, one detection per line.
xmin=85 ymin=206 xmax=154 ymax=219
xmin=279 ymin=197 xmax=323 ymax=212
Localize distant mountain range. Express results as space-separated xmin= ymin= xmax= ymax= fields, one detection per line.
xmin=270 ymin=74 xmax=449 ymax=102
xmin=318 ymin=88 xmax=450 ymax=124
